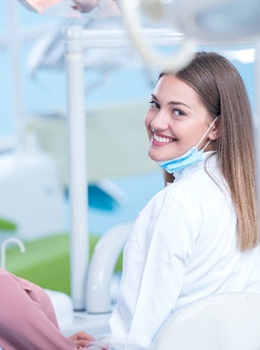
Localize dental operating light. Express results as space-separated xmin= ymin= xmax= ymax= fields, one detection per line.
xmin=18 ymin=0 xmax=260 ymax=70
xmin=173 ymin=0 xmax=260 ymax=44
xmin=120 ymin=0 xmax=197 ymax=71
xmin=120 ymin=0 xmax=260 ymax=70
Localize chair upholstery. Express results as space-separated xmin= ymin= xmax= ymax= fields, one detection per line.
xmin=151 ymin=292 xmax=260 ymax=350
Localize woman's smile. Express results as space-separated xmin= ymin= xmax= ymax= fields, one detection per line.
xmin=153 ymin=132 xmax=177 ymax=145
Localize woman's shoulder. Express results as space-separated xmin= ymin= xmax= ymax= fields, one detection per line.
xmin=0 ymin=268 xmax=26 ymax=301
xmin=140 ymin=154 xmax=227 ymax=215
xmin=0 ymin=268 xmax=35 ymax=293
xmin=0 ymin=267 xmax=17 ymax=282
xmin=150 ymin=156 xmax=227 ymax=211
xmin=172 ymin=155 xmax=224 ymax=191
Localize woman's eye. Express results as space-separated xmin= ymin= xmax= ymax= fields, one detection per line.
xmin=173 ymin=109 xmax=186 ymax=117
xmin=149 ymin=101 xmax=160 ymax=109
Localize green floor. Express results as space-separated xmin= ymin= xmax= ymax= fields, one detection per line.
xmin=5 ymin=233 xmax=123 ymax=295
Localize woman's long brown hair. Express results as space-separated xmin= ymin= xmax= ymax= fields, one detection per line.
xmin=161 ymin=52 xmax=259 ymax=251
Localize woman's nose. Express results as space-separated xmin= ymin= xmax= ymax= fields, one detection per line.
xmin=150 ymin=110 xmax=169 ymax=132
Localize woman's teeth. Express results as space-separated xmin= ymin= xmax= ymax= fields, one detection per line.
xmin=153 ymin=133 xmax=174 ymax=143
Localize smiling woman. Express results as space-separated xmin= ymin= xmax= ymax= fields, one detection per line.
xmin=145 ymin=74 xmax=219 ymax=164
xmin=106 ymin=52 xmax=260 ymax=350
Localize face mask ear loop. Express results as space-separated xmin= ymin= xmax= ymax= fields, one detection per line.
xmin=202 ymin=139 xmax=211 ymax=151
xmin=195 ymin=116 xmax=219 ymax=149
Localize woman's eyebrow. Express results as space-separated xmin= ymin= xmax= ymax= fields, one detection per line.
xmin=151 ymin=94 xmax=158 ymax=101
xmin=151 ymin=93 xmax=191 ymax=109
xmin=168 ymin=101 xmax=191 ymax=109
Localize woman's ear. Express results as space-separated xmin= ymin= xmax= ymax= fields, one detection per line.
xmin=208 ymin=116 xmax=221 ymax=140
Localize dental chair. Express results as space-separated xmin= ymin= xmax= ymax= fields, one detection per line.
xmin=151 ymin=292 xmax=260 ymax=350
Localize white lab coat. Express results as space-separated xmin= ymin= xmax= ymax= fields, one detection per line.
xmin=109 ymin=152 xmax=260 ymax=349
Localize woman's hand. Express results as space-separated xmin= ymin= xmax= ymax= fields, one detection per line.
xmin=68 ymin=331 xmax=96 ymax=348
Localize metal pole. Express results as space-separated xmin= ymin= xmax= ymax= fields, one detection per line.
xmin=65 ymin=26 xmax=89 ymax=311
xmin=7 ymin=0 xmax=24 ymax=150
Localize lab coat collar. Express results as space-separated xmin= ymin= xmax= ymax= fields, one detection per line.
xmin=173 ymin=151 xmax=217 ymax=182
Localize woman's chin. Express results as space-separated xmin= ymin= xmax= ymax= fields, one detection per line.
xmin=149 ymin=156 xmax=165 ymax=163
xmin=148 ymin=151 xmax=172 ymax=163
xmin=148 ymin=152 xmax=158 ymax=162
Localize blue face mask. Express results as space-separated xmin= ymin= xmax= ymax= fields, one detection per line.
xmin=156 ymin=117 xmax=218 ymax=174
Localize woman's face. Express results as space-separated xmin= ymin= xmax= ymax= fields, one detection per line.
xmin=145 ymin=74 xmax=215 ymax=162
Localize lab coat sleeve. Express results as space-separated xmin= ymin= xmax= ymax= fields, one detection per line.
xmin=0 ymin=269 xmax=81 ymax=350
xmin=109 ymin=185 xmax=201 ymax=349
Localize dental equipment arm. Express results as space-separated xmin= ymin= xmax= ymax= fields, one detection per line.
xmin=86 ymin=223 xmax=132 ymax=314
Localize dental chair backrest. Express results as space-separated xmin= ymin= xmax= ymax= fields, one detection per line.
xmin=151 ymin=292 xmax=260 ymax=350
